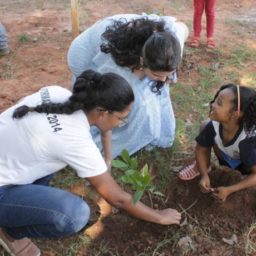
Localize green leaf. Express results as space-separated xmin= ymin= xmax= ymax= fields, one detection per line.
xmin=125 ymin=169 xmax=137 ymax=176
xmin=111 ymin=160 xmax=128 ymax=170
xmin=130 ymin=157 xmax=138 ymax=170
xmin=120 ymin=175 xmax=133 ymax=185
xmin=121 ymin=149 xmax=130 ymax=163
xmin=148 ymin=186 xmax=156 ymax=193
xmin=141 ymin=174 xmax=151 ymax=185
xmin=132 ymin=190 xmax=144 ymax=204
xmin=152 ymin=191 xmax=165 ymax=197
xmin=141 ymin=164 xmax=149 ymax=176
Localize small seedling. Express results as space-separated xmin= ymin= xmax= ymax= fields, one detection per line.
xmin=18 ymin=34 xmax=30 ymax=43
xmin=112 ymin=149 xmax=164 ymax=204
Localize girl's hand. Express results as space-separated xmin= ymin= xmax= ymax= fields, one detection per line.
xmin=157 ymin=208 xmax=181 ymax=225
xmin=212 ymin=187 xmax=230 ymax=202
xmin=199 ymin=175 xmax=211 ymax=193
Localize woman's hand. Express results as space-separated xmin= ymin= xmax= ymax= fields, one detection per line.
xmin=199 ymin=174 xmax=211 ymax=193
xmin=104 ymin=157 xmax=112 ymax=172
xmin=157 ymin=208 xmax=181 ymax=225
xmin=88 ymin=172 xmax=181 ymax=225
xmin=212 ymin=187 xmax=231 ymax=202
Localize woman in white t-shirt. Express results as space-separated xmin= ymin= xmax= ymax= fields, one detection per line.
xmin=0 ymin=70 xmax=181 ymax=256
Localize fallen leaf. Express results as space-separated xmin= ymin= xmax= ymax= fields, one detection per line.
xmin=222 ymin=234 xmax=238 ymax=245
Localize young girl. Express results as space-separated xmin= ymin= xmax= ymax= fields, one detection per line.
xmin=189 ymin=0 xmax=216 ymax=48
xmin=0 ymin=70 xmax=181 ymax=256
xmin=178 ymin=84 xmax=256 ymax=202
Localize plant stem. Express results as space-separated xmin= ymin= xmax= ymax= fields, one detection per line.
xmin=147 ymin=191 xmax=153 ymax=208
xmin=179 ymin=200 xmax=198 ymax=214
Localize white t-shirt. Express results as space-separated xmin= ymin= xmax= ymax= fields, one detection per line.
xmin=0 ymin=86 xmax=107 ymax=186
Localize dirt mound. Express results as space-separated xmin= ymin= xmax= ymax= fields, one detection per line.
xmin=83 ymin=167 xmax=256 ymax=255
xmin=173 ymin=167 xmax=256 ymax=238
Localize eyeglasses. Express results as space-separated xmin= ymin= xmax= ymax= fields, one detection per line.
xmin=109 ymin=112 xmax=129 ymax=127
xmin=237 ymin=84 xmax=240 ymax=116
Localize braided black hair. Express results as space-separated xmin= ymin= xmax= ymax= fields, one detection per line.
xmin=13 ymin=70 xmax=134 ymax=119
xmin=210 ymin=84 xmax=256 ymax=132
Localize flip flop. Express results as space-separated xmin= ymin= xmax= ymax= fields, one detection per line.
xmin=178 ymin=161 xmax=211 ymax=181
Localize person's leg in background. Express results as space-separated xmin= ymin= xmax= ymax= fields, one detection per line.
xmin=205 ymin=0 xmax=216 ymax=48
xmin=0 ymin=22 xmax=9 ymax=56
xmin=190 ymin=0 xmax=205 ymax=47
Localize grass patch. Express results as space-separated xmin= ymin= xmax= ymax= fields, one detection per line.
xmin=61 ymin=235 xmax=91 ymax=256
xmin=169 ymin=0 xmax=193 ymax=11
xmin=198 ymin=66 xmax=222 ymax=89
xmin=88 ymin=240 xmax=121 ymax=256
xmin=51 ymin=167 xmax=81 ymax=189
xmin=240 ymin=71 xmax=256 ymax=87
xmin=2 ymin=61 xmax=15 ymax=79
xmin=18 ymin=34 xmax=30 ymax=43
xmin=227 ymin=45 xmax=256 ymax=67
xmin=245 ymin=222 xmax=256 ymax=256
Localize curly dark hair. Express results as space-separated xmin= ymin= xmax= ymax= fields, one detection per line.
xmin=101 ymin=18 xmax=166 ymax=69
xmin=13 ymin=70 xmax=134 ymax=119
xmin=100 ymin=17 xmax=181 ymax=93
xmin=210 ymin=83 xmax=256 ymax=132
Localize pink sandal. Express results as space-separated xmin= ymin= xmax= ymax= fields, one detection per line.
xmin=189 ymin=37 xmax=200 ymax=48
xmin=0 ymin=228 xmax=40 ymax=256
xmin=207 ymin=38 xmax=216 ymax=49
xmin=178 ymin=161 xmax=211 ymax=181
xmin=178 ymin=161 xmax=199 ymax=180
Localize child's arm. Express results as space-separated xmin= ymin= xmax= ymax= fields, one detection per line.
xmin=196 ymin=144 xmax=212 ymax=192
xmin=100 ymin=130 xmax=112 ymax=171
xmin=213 ymin=166 xmax=256 ymax=202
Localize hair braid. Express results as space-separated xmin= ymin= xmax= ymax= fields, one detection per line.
xmin=13 ymin=69 xmax=134 ymax=119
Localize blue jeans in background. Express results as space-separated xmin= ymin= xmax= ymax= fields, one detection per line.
xmin=0 ymin=22 xmax=8 ymax=50
xmin=0 ymin=175 xmax=90 ymax=239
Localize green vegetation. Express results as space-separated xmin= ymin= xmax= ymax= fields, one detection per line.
xmin=18 ymin=34 xmax=30 ymax=43
xmin=112 ymin=150 xmax=164 ymax=204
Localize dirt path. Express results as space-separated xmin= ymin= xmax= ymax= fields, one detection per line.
xmin=1 ymin=0 xmax=255 ymax=112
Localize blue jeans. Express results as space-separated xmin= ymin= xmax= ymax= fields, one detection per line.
xmin=0 ymin=23 xmax=8 ymax=50
xmin=0 ymin=175 xmax=90 ymax=239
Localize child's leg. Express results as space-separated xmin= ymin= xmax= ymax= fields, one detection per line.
xmin=205 ymin=0 xmax=216 ymax=38
xmin=193 ymin=0 xmax=205 ymax=38
xmin=0 ymin=183 xmax=90 ymax=239
xmin=213 ymin=146 xmax=250 ymax=174
xmin=178 ymin=120 xmax=211 ymax=180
